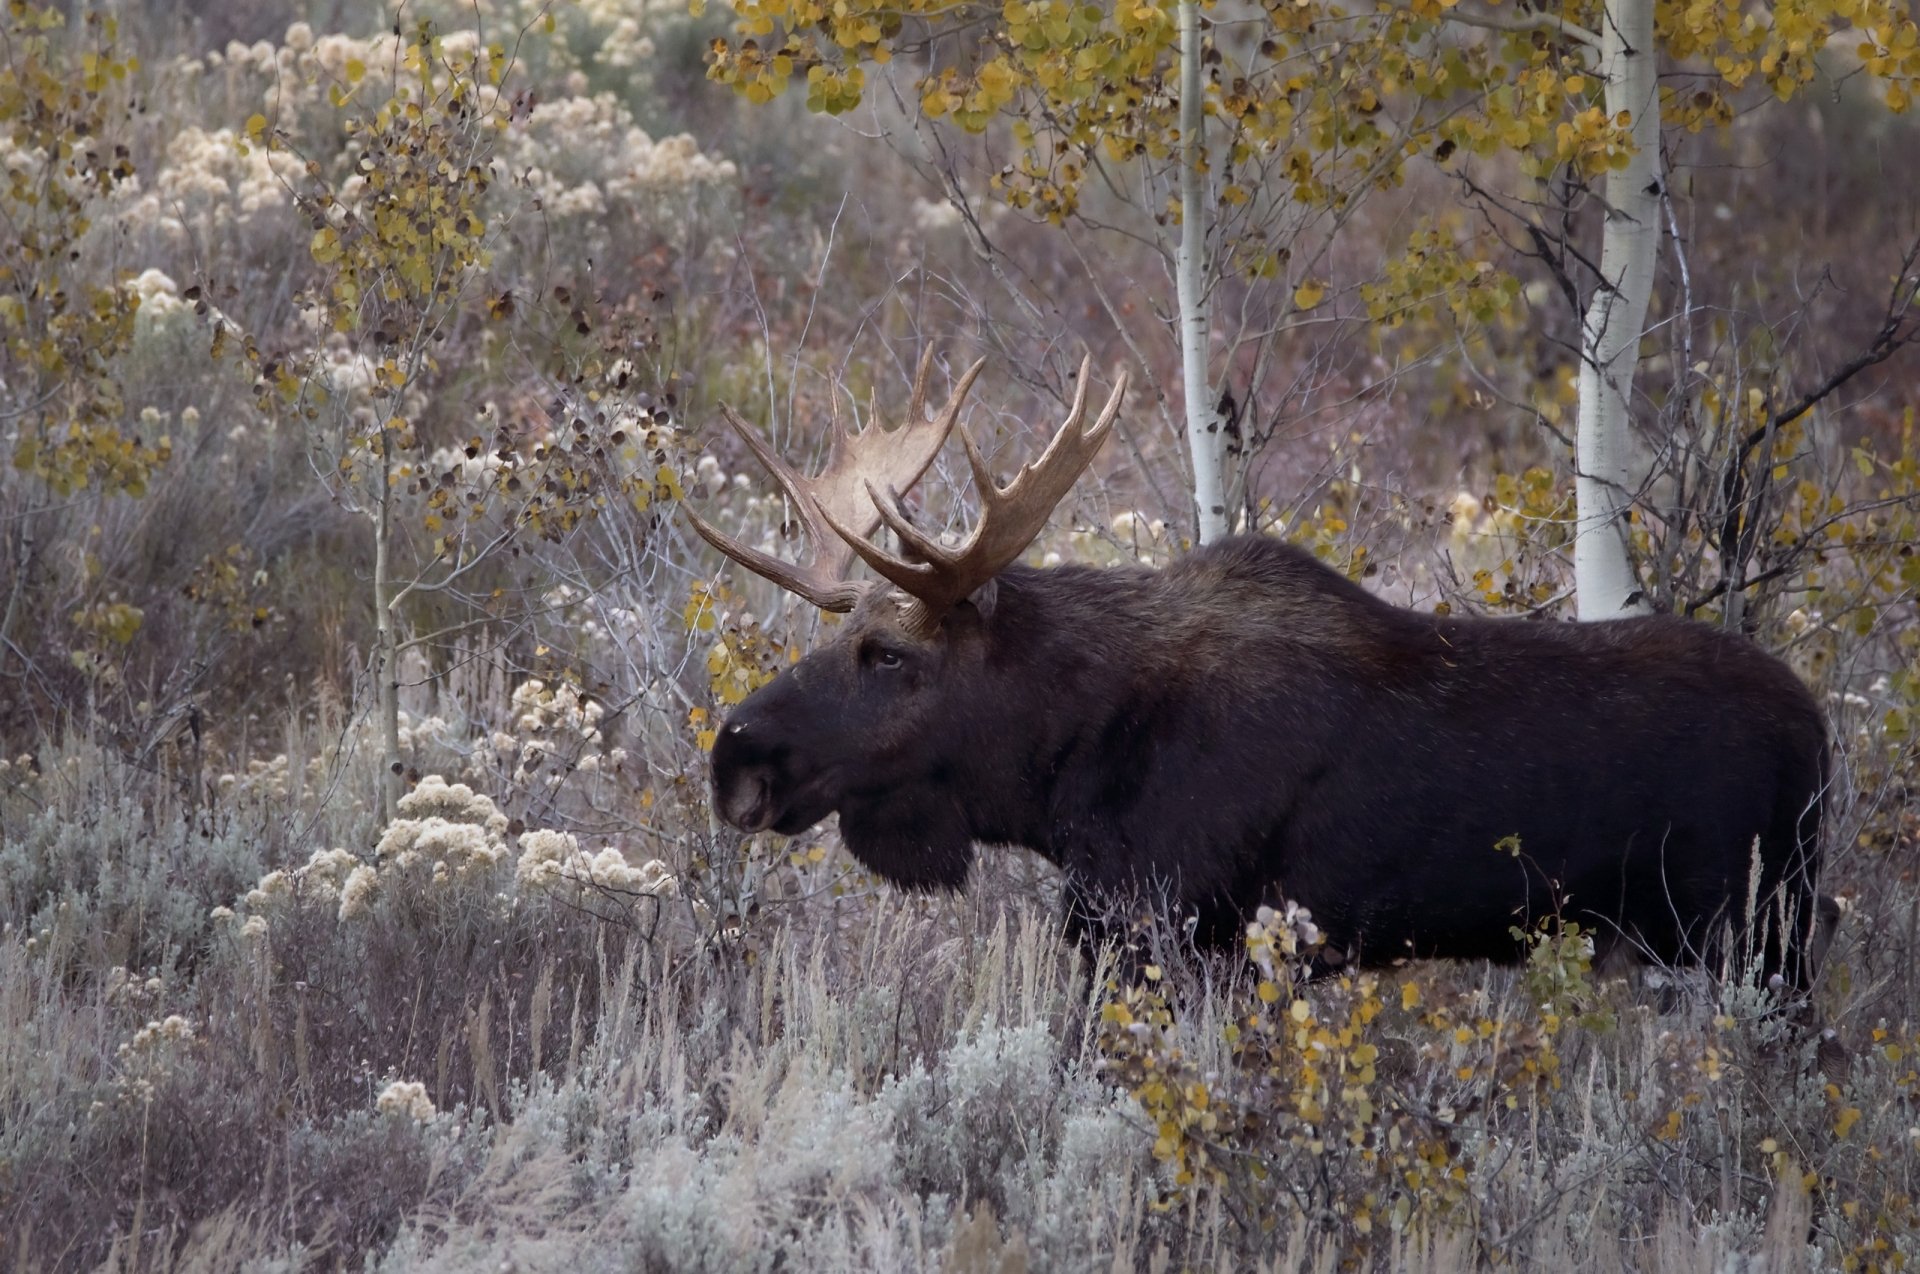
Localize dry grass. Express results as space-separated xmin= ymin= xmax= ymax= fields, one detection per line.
xmin=1 ymin=693 xmax=1917 ymax=1270
xmin=3 ymin=0 xmax=1918 ymax=1269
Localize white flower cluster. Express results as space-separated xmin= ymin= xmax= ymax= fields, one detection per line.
xmin=397 ymin=774 xmax=511 ymax=827
xmin=129 ymin=268 xmax=191 ymax=327
xmin=119 ymin=126 xmax=303 ymax=257
xmin=296 ymin=846 xmax=362 ymax=895
xmin=217 ymin=752 xmax=300 ymax=801
xmin=467 ymin=699 xmax=628 ymax=786
xmin=494 ymin=678 xmax=627 ymax=786
xmin=513 ymin=678 xmax=602 ymax=743
xmin=1783 ymin=607 xmax=1823 ymax=637
xmin=428 ymin=441 xmax=507 ymax=492
xmin=1245 ymin=901 xmax=1324 ymax=980
xmin=183 ymin=29 xmax=402 ymax=146
xmin=693 ymin=453 xmax=732 ymax=497
xmin=397 ymin=712 xmax=455 ymax=754
xmin=375 ymin=1079 xmax=438 ymax=1124
xmin=592 ymin=14 xmax=655 ymax=68
xmin=1062 ymin=509 xmax=1174 ymax=568
xmin=494 ymin=92 xmax=735 ymax=258
xmin=338 ymin=864 xmax=379 ymax=921
xmin=223 ymin=777 xmax=515 ymax=933
xmin=244 ymin=868 xmax=293 ymax=910
xmin=111 ymin=1015 xmax=197 ymax=1104
xmin=245 ymin=846 xmax=380 ymax=921
xmin=376 ymin=776 xmax=513 ymax=884
xmin=910 ymin=196 xmax=962 ymax=234
xmin=1443 ymin=490 xmax=1535 ymax=575
xmin=122 ymin=1014 xmax=196 ymax=1053
xmin=570 ymin=0 xmax=667 ymax=67
xmin=102 ymin=966 xmax=165 ymax=1006
xmin=311 ymin=340 xmax=378 ymax=406
xmin=218 ymin=771 xmax=700 ymax=943
xmin=0 ymin=753 xmax=38 ymax=788
xmin=514 ymin=828 xmax=678 ymax=897
xmin=298 ymin=335 xmax=430 ymax=433
xmin=217 ymin=707 xmax=455 ymax=806
xmin=0 ymin=136 xmax=42 ymax=187
xmin=376 ymin=817 xmax=507 ymax=883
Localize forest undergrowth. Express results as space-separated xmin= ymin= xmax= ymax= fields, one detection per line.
xmin=3 ymin=0 xmax=1919 ymax=1268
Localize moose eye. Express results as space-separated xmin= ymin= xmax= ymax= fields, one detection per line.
xmin=863 ymin=644 xmax=905 ymax=672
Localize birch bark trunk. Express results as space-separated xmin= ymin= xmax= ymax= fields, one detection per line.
xmin=1574 ymin=0 xmax=1659 ymax=618
xmin=374 ymin=432 xmax=403 ymax=822
xmin=1176 ymin=0 xmax=1226 ymax=544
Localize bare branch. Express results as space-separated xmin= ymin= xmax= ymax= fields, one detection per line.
xmin=1740 ymin=233 xmax=1920 ymax=460
xmin=1444 ymin=4 xmax=1601 ymax=50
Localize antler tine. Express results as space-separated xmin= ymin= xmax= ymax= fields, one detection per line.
xmin=845 ymin=349 xmax=936 ymax=473
xmin=716 ymin=403 xmax=833 ymax=547
xmin=808 ymin=355 xmax=983 ymax=540
xmin=683 ymin=504 xmax=868 ymax=612
xmin=688 ymin=355 xmax=985 ymax=612
xmin=904 ymin=346 xmax=935 ymax=434
xmin=686 ymin=403 xmax=864 ymax=611
xmin=823 ymin=358 xmax=1128 ymax=623
xmin=951 ymin=356 xmax=1125 ymax=557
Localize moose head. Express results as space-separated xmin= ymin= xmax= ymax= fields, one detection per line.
xmin=688 ymin=354 xmax=1126 ymax=886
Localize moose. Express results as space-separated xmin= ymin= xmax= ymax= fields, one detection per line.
xmin=687 ymin=353 xmax=1830 ymax=987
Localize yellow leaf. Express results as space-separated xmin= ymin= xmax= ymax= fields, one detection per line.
xmin=1294 ymin=278 xmax=1327 ymax=310
xmin=310 ymin=226 xmax=342 ymax=264
xmin=346 ymin=58 xmax=366 ymax=84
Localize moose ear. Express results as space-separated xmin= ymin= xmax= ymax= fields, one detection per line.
xmin=958 ymin=578 xmax=998 ymax=625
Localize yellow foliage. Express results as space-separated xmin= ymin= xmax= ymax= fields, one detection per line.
xmin=698 ymin=0 xmax=1914 ymax=308
xmin=1 ymin=5 xmax=160 ymax=500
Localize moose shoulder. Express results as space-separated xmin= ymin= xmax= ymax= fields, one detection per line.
xmin=692 ymin=355 xmax=1828 ymax=986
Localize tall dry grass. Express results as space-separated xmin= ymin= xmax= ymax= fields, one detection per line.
xmin=2 ymin=678 xmax=1918 ymax=1270
xmin=2 ymin=0 xmax=1918 ymax=1269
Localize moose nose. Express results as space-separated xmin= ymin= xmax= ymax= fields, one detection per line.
xmin=710 ymin=717 xmax=776 ymax=831
xmin=716 ymin=766 xmax=777 ymax=832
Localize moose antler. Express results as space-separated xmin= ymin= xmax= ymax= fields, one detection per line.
xmin=685 ymin=351 xmax=985 ymax=611
xmin=823 ymin=356 xmax=1127 ymax=625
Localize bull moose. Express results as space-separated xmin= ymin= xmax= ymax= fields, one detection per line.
xmin=687 ymin=354 xmax=1829 ymax=987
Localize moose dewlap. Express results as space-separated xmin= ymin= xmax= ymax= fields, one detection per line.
xmin=692 ymin=354 xmax=1828 ymax=986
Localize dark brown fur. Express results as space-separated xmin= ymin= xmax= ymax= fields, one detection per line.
xmin=712 ymin=536 xmax=1828 ymax=983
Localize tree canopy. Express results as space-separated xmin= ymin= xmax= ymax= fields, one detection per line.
xmin=704 ymin=0 xmax=1917 ymax=235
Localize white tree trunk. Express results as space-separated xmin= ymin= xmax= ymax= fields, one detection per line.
xmin=1574 ymin=0 xmax=1659 ymax=618
xmin=1176 ymin=0 xmax=1227 ymax=543
xmin=374 ymin=434 xmax=403 ymax=822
